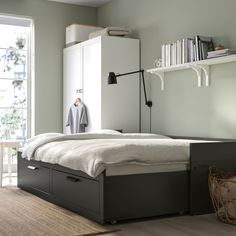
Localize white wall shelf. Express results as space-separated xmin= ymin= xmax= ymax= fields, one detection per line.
xmin=147 ymin=54 xmax=236 ymax=90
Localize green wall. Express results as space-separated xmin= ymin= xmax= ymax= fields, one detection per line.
xmin=0 ymin=0 xmax=97 ymax=134
xmin=98 ymin=0 xmax=236 ymax=138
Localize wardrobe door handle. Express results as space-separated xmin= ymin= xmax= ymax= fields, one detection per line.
xmin=66 ymin=176 xmax=81 ymax=183
xmin=76 ymin=89 xmax=83 ymax=93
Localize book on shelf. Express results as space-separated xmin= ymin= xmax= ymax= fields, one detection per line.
xmin=183 ymin=38 xmax=188 ymax=64
xmin=194 ymin=36 xmax=200 ymax=61
xmin=207 ymin=54 xmax=232 ymax=59
xmin=181 ymin=39 xmax=185 ymax=64
xmin=161 ymin=44 xmax=166 ymax=67
xmin=193 ymin=43 xmax=196 ymax=62
xmin=160 ymin=35 xmax=214 ymax=68
xmin=195 ymin=35 xmax=214 ymax=60
xmin=171 ymin=42 xmax=177 ymax=66
xmin=207 ymin=48 xmax=236 ymax=56
xmin=166 ymin=44 xmax=171 ymax=67
xmin=170 ymin=43 xmax=174 ymax=66
xmin=181 ymin=37 xmax=195 ymax=63
xmin=176 ymin=40 xmax=182 ymax=64
xmin=207 ymin=49 xmax=236 ymax=59
xmin=189 ymin=39 xmax=194 ymax=62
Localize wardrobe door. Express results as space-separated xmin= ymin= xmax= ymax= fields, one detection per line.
xmin=101 ymin=37 xmax=140 ymax=133
xmin=83 ymin=40 xmax=102 ymax=132
xmin=63 ymin=45 xmax=83 ymax=133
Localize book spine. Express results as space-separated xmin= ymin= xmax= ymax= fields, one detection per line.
xmin=187 ymin=38 xmax=192 ymax=63
xmin=208 ymin=49 xmax=235 ymax=56
xmin=172 ymin=42 xmax=177 ymax=66
xmin=176 ymin=40 xmax=181 ymax=64
xmin=166 ymin=44 xmax=171 ymax=67
xmin=199 ymin=39 xmax=203 ymax=60
xmin=194 ymin=35 xmax=200 ymax=61
xmin=207 ymin=52 xmax=236 ymax=59
xmin=184 ymin=38 xmax=188 ymax=63
xmin=182 ymin=39 xmax=185 ymax=64
xmin=161 ymin=44 xmax=166 ymax=67
xmin=165 ymin=44 xmax=168 ymax=67
xmin=193 ymin=43 xmax=196 ymax=61
xmin=171 ymin=43 xmax=175 ymax=66
xmin=190 ymin=39 xmax=194 ymax=62
xmin=201 ymin=42 xmax=208 ymax=60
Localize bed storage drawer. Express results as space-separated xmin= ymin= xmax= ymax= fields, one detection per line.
xmin=52 ymin=170 xmax=100 ymax=213
xmin=18 ymin=157 xmax=50 ymax=193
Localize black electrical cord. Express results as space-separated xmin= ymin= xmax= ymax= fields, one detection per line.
xmin=149 ymin=106 xmax=152 ymax=133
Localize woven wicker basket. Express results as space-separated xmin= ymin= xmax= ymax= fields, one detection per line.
xmin=208 ymin=166 xmax=236 ymax=225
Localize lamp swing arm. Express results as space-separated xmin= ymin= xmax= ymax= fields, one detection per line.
xmin=116 ymin=69 xmax=152 ymax=107
xmin=115 ymin=70 xmax=144 ymax=77
xmin=108 ymin=69 xmax=152 ymax=108
xmin=141 ymin=70 xmax=152 ymax=107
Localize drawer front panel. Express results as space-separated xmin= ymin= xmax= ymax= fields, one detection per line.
xmin=18 ymin=158 xmax=50 ymax=193
xmin=52 ymin=170 xmax=99 ymax=213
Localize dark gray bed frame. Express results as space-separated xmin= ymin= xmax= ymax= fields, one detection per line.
xmin=17 ymin=140 xmax=236 ymax=224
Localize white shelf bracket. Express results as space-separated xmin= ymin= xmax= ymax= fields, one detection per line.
xmin=198 ymin=65 xmax=210 ymax=86
xmin=189 ymin=65 xmax=202 ymax=87
xmin=151 ymin=71 xmax=165 ymax=91
xmin=158 ymin=72 xmax=165 ymax=91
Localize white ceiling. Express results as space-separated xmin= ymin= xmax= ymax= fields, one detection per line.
xmin=48 ymin=0 xmax=111 ymax=7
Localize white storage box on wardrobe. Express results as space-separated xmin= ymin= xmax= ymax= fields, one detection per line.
xmin=66 ymin=24 xmax=103 ymax=46
xmin=63 ymin=36 xmax=140 ymax=133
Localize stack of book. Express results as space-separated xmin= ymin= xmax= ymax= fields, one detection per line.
xmin=161 ymin=35 xmax=214 ymax=67
xmin=207 ymin=49 xmax=236 ymax=59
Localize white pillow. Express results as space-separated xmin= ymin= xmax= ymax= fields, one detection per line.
xmin=122 ymin=133 xmax=171 ymax=139
xmin=93 ymin=129 xmax=121 ymax=134
xmin=27 ymin=132 xmax=62 ymax=143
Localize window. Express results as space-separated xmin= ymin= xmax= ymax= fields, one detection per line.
xmin=0 ymin=15 xmax=34 ymax=142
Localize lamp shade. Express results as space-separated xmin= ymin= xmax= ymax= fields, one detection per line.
xmin=108 ymin=72 xmax=117 ymax=84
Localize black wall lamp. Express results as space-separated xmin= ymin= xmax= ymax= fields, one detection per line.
xmin=107 ymin=69 xmax=152 ymax=107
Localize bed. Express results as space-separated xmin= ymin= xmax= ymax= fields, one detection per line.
xmin=17 ymin=131 xmax=236 ymax=224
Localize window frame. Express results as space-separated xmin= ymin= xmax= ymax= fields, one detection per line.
xmin=0 ymin=14 xmax=35 ymax=139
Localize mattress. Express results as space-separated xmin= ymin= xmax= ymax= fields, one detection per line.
xmin=22 ymin=132 xmax=206 ymax=178
xmin=105 ymin=162 xmax=188 ymax=176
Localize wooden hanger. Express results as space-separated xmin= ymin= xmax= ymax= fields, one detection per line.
xmin=74 ymin=97 xmax=81 ymax=106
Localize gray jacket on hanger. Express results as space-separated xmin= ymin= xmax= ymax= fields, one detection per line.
xmin=66 ymin=102 xmax=88 ymax=133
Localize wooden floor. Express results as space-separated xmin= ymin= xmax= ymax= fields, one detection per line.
xmin=102 ymin=214 xmax=236 ymax=236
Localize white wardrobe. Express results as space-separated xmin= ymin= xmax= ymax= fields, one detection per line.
xmin=63 ymin=36 xmax=140 ymax=133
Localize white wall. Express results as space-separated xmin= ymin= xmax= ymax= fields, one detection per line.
xmin=98 ymin=0 xmax=236 ymax=138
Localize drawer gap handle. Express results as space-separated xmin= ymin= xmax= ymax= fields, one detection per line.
xmin=27 ymin=165 xmax=38 ymax=170
xmin=66 ymin=176 xmax=81 ymax=183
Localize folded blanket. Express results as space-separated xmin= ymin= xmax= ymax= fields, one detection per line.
xmin=22 ymin=132 xmax=170 ymax=160
xmin=89 ymin=26 xmax=130 ymax=39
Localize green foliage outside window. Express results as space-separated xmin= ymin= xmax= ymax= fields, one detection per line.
xmin=0 ymin=36 xmax=27 ymax=139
